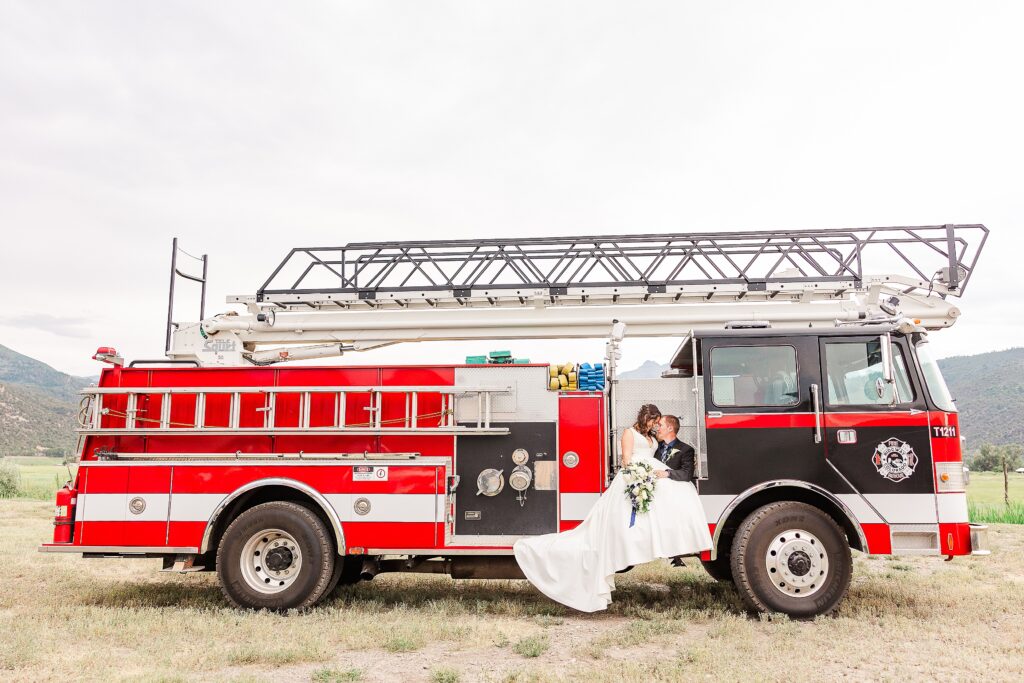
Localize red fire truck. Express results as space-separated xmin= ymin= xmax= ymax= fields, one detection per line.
xmin=42 ymin=225 xmax=990 ymax=617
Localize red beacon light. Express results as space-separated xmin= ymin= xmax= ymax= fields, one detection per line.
xmin=92 ymin=347 xmax=124 ymax=366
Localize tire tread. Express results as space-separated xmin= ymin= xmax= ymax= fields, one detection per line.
xmin=216 ymin=500 xmax=335 ymax=611
xmin=730 ymin=501 xmax=852 ymax=618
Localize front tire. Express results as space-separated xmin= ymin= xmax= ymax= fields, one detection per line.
xmin=217 ymin=501 xmax=335 ymax=610
xmin=730 ymin=502 xmax=852 ymax=618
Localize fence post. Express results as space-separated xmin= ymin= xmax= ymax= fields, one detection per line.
xmin=1004 ymin=457 xmax=1010 ymax=507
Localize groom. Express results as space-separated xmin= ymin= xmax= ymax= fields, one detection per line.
xmin=653 ymin=415 xmax=696 ymax=482
xmin=655 ymin=415 xmax=697 ymax=568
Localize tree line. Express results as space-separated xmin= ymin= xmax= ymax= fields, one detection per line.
xmin=968 ymin=444 xmax=1023 ymax=472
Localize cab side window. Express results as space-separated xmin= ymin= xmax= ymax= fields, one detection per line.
xmin=710 ymin=345 xmax=799 ymax=407
xmin=824 ymin=340 xmax=914 ymax=406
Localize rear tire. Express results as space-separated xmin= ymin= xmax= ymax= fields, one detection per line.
xmin=730 ymin=502 xmax=852 ymax=619
xmin=217 ymin=501 xmax=335 ymax=610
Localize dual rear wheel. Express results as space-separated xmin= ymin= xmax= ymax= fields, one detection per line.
xmin=217 ymin=501 xmax=340 ymax=610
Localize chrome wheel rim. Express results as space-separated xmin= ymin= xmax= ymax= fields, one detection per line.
xmin=239 ymin=528 xmax=302 ymax=594
xmin=765 ymin=528 xmax=828 ymax=597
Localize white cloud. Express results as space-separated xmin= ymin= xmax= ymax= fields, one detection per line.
xmin=0 ymin=1 xmax=1021 ymax=376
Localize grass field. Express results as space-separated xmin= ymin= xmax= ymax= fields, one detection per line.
xmin=965 ymin=471 xmax=1024 ymax=523
xmin=0 ymin=455 xmax=76 ymax=499
xmin=3 ymin=499 xmax=1024 ymax=682
xmin=967 ymin=470 xmax=1024 ymax=504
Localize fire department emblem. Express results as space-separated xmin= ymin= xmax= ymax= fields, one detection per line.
xmin=871 ymin=438 xmax=918 ymax=482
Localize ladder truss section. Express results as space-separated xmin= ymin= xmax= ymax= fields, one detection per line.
xmin=246 ymin=224 xmax=987 ymax=311
xmin=78 ymin=385 xmax=511 ymax=436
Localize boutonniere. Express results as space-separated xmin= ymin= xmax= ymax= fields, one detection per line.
xmin=668 ymin=448 xmax=681 ymax=457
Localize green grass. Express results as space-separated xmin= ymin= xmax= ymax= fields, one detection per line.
xmin=512 ymin=635 xmax=549 ymax=658
xmin=8 ymin=456 xmax=76 ymax=500
xmin=430 ymin=668 xmax=461 ymax=683
xmin=384 ymin=634 xmax=423 ymax=652
xmin=969 ymin=500 xmax=1024 ymax=524
xmin=2 ymin=455 xmax=75 ymax=500
xmin=968 ymin=471 xmax=1024 ymax=524
xmin=312 ymin=668 xmax=363 ymax=682
xmin=967 ymin=471 xmax=1024 ymax=506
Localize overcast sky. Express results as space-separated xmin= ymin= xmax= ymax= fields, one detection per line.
xmin=1 ymin=2 xmax=1021 ymax=377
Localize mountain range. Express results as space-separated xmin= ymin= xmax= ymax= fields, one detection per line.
xmin=0 ymin=343 xmax=1021 ymax=456
xmin=0 ymin=344 xmax=95 ymax=457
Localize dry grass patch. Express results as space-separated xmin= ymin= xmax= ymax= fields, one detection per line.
xmin=3 ymin=500 xmax=1024 ymax=682
xmin=511 ymin=635 xmax=549 ymax=658
xmin=311 ymin=667 xmax=363 ymax=682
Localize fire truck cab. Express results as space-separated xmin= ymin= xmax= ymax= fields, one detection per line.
xmin=40 ymin=225 xmax=990 ymax=618
xmin=644 ymin=322 xmax=981 ymax=615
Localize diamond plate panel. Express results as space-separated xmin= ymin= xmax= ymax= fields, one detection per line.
xmin=613 ymin=377 xmax=705 ymax=470
xmin=454 ymin=366 xmax=557 ymax=422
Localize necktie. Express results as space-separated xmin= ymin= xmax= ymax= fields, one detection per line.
xmin=659 ymin=442 xmax=669 ymax=461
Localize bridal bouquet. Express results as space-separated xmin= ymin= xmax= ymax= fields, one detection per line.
xmin=622 ymin=460 xmax=656 ymax=526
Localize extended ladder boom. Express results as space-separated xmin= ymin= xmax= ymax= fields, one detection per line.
xmin=168 ymin=224 xmax=987 ymax=366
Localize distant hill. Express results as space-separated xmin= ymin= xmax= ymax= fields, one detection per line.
xmin=619 ymin=347 xmax=1024 ymax=450
xmin=618 ymin=360 xmax=668 ymax=380
xmin=0 ymin=344 xmax=94 ymax=457
xmin=0 ymin=344 xmax=94 ymax=402
xmin=937 ymin=347 xmax=1024 ymax=449
xmin=0 ymin=343 xmax=1020 ymax=458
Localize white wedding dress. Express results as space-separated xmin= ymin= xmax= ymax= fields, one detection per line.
xmin=513 ymin=427 xmax=713 ymax=612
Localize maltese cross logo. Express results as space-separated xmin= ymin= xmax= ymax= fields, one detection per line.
xmin=871 ymin=437 xmax=918 ymax=482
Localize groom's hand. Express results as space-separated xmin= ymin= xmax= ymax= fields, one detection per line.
xmin=654 ymin=470 xmax=670 ymax=479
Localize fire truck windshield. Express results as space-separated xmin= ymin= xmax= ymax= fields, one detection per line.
xmin=915 ymin=341 xmax=957 ymax=412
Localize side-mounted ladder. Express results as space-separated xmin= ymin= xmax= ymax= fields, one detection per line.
xmin=77 ymin=385 xmax=511 ymax=437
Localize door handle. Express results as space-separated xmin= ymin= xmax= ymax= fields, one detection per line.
xmin=810 ymin=384 xmax=822 ymax=444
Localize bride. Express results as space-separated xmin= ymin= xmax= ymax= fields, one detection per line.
xmin=513 ymin=404 xmax=712 ymax=612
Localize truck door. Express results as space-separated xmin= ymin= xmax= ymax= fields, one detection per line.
xmin=819 ymin=335 xmax=937 ymax=525
xmin=699 ymin=335 xmax=832 ymax=495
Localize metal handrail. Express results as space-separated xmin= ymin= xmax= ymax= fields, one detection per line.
xmin=254 ymin=224 xmax=988 ymax=301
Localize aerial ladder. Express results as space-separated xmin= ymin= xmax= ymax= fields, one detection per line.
xmin=165 ymin=224 xmax=988 ymax=368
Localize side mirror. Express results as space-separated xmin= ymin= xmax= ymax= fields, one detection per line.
xmin=879 ymin=333 xmax=895 ymax=383
xmin=879 ymin=333 xmax=902 ymax=405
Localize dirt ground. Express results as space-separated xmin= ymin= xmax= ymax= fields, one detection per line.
xmin=2 ymin=499 xmax=1022 ymax=682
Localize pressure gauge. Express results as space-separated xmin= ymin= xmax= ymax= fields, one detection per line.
xmin=512 ymin=448 xmax=529 ymax=465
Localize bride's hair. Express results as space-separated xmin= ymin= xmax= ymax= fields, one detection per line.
xmin=632 ymin=404 xmax=662 ymax=435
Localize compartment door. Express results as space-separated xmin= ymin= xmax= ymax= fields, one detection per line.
xmin=453 ymin=422 xmax=557 ymax=538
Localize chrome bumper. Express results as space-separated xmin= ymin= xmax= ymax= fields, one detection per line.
xmin=969 ymin=524 xmax=991 ymax=556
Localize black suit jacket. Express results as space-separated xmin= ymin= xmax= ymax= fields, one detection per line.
xmin=655 ymin=437 xmax=696 ymax=482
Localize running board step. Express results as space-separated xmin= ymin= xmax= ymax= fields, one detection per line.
xmin=160 ymin=554 xmax=206 ymax=573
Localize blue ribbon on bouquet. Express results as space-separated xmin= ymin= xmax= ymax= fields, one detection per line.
xmin=629 ymin=506 xmax=637 ymax=528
